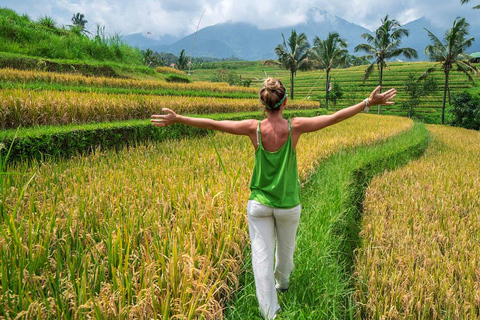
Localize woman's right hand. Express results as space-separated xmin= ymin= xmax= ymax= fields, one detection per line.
xmin=151 ymin=108 xmax=178 ymax=127
xmin=368 ymin=86 xmax=397 ymax=107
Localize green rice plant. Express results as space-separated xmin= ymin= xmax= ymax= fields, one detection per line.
xmin=355 ymin=125 xmax=480 ymax=319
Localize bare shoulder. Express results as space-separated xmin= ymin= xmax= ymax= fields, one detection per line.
xmin=291 ymin=115 xmax=332 ymax=134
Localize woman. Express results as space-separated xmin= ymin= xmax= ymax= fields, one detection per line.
xmin=151 ymin=78 xmax=396 ymax=319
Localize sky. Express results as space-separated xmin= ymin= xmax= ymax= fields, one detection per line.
xmin=1 ymin=0 xmax=479 ymax=40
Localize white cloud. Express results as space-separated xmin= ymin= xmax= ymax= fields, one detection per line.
xmin=0 ymin=0 xmax=478 ymax=37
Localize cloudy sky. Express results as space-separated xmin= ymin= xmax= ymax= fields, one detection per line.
xmin=1 ymin=0 xmax=479 ymax=39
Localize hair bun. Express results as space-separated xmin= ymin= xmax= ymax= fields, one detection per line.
xmin=264 ymin=78 xmax=280 ymax=91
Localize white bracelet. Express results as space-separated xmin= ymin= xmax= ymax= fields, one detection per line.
xmin=363 ymin=98 xmax=370 ymax=112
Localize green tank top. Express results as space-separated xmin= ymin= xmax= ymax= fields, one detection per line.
xmin=249 ymin=119 xmax=300 ymax=208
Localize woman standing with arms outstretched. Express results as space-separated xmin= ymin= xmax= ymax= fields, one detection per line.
xmin=151 ymin=78 xmax=396 ymax=319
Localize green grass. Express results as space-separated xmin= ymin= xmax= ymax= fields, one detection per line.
xmin=223 ymin=122 xmax=429 ymax=319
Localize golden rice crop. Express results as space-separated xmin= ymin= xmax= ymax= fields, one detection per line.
xmin=0 ymin=68 xmax=257 ymax=94
xmin=155 ymin=66 xmax=186 ymax=76
xmin=0 ymin=88 xmax=318 ymax=128
xmin=1 ymin=115 xmax=411 ymax=319
xmin=354 ymin=125 xmax=480 ymax=319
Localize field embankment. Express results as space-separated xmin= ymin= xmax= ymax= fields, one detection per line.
xmin=355 ymin=125 xmax=480 ymax=318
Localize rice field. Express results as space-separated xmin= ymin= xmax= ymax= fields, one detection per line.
xmin=0 ymin=68 xmax=258 ymax=94
xmin=354 ymin=125 xmax=480 ymax=319
xmin=1 ymin=57 xmax=479 ymax=319
xmin=0 ymin=114 xmax=411 ymax=319
xmin=190 ymin=61 xmax=476 ymax=122
xmin=0 ymin=88 xmax=318 ymax=129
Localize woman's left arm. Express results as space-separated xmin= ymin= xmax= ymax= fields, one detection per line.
xmin=293 ymin=86 xmax=397 ymax=134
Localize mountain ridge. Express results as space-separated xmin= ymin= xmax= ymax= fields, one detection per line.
xmin=122 ymin=9 xmax=480 ymax=61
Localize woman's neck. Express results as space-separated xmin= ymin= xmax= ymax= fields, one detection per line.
xmin=266 ymin=110 xmax=284 ymax=121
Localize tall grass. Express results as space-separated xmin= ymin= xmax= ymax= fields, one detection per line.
xmin=355 ymin=125 xmax=480 ymax=318
xmin=0 ymin=8 xmax=143 ymax=65
xmin=0 ymin=115 xmax=411 ymax=319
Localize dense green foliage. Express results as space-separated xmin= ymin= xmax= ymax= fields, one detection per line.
xmin=450 ymin=91 xmax=480 ymax=130
xmin=0 ymin=8 xmax=143 ymax=65
xmin=165 ymin=74 xmax=191 ymax=83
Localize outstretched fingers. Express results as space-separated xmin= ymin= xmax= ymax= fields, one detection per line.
xmin=151 ymin=108 xmax=178 ymax=127
xmin=150 ymin=115 xmax=167 ymax=127
xmin=382 ymin=88 xmax=397 ymax=105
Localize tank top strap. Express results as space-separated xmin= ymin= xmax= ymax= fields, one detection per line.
xmin=256 ymin=120 xmax=261 ymax=147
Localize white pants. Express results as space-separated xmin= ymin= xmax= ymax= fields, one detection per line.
xmin=246 ymin=200 xmax=302 ymax=320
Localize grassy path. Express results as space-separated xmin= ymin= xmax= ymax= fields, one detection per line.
xmin=224 ymin=122 xmax=429 ymax=319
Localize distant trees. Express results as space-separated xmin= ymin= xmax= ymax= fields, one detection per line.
xmin=143 ymin=49 xmax=164 ymax=68
xmin=312 ymin=32 xmax=348 ymax=110
xmin=354 ymin=15 xmax=418 ymax=114
xmin=421 ymin=17 xmax=479 ymax=124
xmin=268 ymin=30 xmax=314 ymax=99
xmin=176 ymin=49 xmax=189 ymax=70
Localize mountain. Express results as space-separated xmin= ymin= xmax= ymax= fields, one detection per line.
xmin=121 ymin=32 xmax=179 ymax=48
xmin=122 ymin=8 xmax=480 ymax=61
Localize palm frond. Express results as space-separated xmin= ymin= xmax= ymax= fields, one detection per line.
xmin=362 ymin=62 xmax=375 ymax=82
xmin=354 ymin=43 xmax=374 ymax=54
xmin=418 ymin=66 xmax=437 ymax=81
xmin=455 ymin=61 xmax=476 ymax=83
xmin=360 ymin=33 xmax=375 ymax=43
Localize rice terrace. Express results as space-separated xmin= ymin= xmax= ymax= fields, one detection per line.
xmin=0 ymin=4 xmax=480 ymax=320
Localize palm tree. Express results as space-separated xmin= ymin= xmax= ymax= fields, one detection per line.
xmin=354 ymin=15 xmax=418 ymax=114
xmin=421 ymin=17 xmax=479 ymax=124
xmin=460 ymin=0 xmax=480 ymax=9
xmin=312 ymin=32 xmax=349 ymax=110
xmin=266 ymin=30 xmax=313 ymax=100
xmin=71 ymin=12 xmax=89 ymax=35
xmin=176 ymin=49 xmax=189 ymax=70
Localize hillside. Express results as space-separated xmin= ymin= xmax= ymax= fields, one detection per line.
xmin=0 ymin=8 xmax=156 ymax=78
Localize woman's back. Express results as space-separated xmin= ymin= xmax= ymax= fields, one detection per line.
xmin=259 ymin=118 xmax=290 ymax=152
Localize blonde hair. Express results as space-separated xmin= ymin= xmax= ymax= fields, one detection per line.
xmin=259 ymin=78 xmax=287 ymax=111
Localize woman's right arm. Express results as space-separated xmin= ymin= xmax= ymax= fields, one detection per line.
xmin=151 ymin=108 xmax=257 ymax=136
